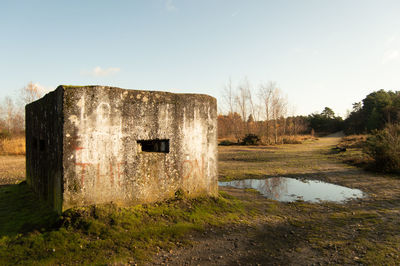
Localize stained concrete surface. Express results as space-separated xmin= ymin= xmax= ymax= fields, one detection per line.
xmin=26 ymin=85 xmax=218 ymax=213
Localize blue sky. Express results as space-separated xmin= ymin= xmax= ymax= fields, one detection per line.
xmin=1 ymin=0 xmax=400 ymax=117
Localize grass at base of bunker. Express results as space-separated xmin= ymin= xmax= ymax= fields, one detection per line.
xmin=0 ymin=183 xmax=254 ymax=265
xmin=1 ymin=133 xmax=400 ymax=264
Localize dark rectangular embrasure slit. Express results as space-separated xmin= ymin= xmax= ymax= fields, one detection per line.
xmin=39 ymin=139 xmax=46 ymax=152
xmin=137 ymin=139 xmax=170 ymax=153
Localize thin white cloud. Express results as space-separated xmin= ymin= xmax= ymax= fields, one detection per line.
xmin=231 ymin=10 xmax=240 ymax=17
xmin=382 ymin=33 xmax=400 ymax=64
xmin=382 ymin=49 xmax=399 ymax=64
xmin=81 ymin=66 xmax=121 ymax=77
xmin=385 ymin=34 xmax=398 ymax=47
xmin=165 ymin=0 xmax=177 ymax=12
xmin=292 ymin=47 xmax=304 ymax=54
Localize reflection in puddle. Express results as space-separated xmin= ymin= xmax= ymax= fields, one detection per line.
xmin=219 ymin=177 xmax=365 ymax=203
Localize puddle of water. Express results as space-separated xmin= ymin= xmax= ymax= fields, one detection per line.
xmin=219 ymin=177 xmax=365 ymax=203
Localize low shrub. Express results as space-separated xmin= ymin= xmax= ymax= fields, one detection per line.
xmin=363 ymin=124 xmax=400 ymax=173
xmin=0 ymin=130 xmax=11 ymax=139
xmin=241 ymin=134 xmax=260 ymax=145
xmin=340 ymin=135 xmax=368 ymax=149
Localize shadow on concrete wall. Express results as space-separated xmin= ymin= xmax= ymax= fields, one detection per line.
xmin=0 ymin=182 xmax=58 ymax=237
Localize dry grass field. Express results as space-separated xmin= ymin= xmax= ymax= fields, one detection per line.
xmin=0 ymin=137 xmax=25 ymax=156
xmin=219 ymin=133 xmax=338 ymax=181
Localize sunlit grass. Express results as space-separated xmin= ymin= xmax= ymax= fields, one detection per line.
xmin=0 ymin=136 xmax=25 ymax=155
xmin=218 ymin=141 xmax=333 ymax=181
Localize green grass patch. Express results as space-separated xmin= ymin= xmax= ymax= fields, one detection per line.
xmin=0 ymin=182 xmax=58 ymax=237
xmin=0 ymin=186 xmax=250 ymax=265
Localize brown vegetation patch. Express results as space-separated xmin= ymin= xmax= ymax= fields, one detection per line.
xmin=0 ymin=136 xmax=25 ymax=155
xmin=339 ymin=134 xmax=368 ymax=149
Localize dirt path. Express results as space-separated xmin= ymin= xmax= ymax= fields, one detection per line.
xmin=151 ymin=134 xmax=400 ymax=265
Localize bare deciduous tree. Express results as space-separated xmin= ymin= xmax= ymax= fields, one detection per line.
xmin=4 ymin=97 xmax=15 ymax=132
xmin=219 ymin=78 xmax=300 ymax=144
xmin=0 ymin=97 xmax=23 ymax=134
xmin=0 ymin=82 xmax=45 ymax=135
xmin=235 ymin=78 xmax=253 ymax=135
xmin=259 ymin=82 xmax=275 ymax=143
xmin=222 ymin=78 xmax=236 ymax=114
xmin=20 ymin=82 xmax=43 ymax=105
xmin=270 ymin=86 xmax=287 ymax=144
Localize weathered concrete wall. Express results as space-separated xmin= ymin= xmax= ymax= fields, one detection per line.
xmin=26 ymin=87 xmax=64 ymax=212
xmin=26 ymin=85 xmax=217 ymax=213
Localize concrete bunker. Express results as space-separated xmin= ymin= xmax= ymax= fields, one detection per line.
xmin=26 ymin=85 xmax=218 ymax=213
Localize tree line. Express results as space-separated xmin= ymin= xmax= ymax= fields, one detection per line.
xmin=218 ymin=79 xmax=309 ymax=144
xmin=303 ymin=89 xmax=400 ymax=136
xmin=218 ymin=82 xmax=400 ymax=142
xmin=1 ymin=81 xmax=397 ymax=142
xmin=345 ymin=89 xmax=400 ymax=134
xmin=0 ymin=82 xmax=43 ymax=137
